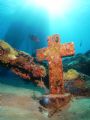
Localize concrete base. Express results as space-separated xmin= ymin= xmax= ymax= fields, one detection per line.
xmin=41 ymin=93 xmax=71 ymax=109
xmin=39 ymin=93 xmax=71 ymax=117
xmin=43 ymin=93 xmax=71 ymax=98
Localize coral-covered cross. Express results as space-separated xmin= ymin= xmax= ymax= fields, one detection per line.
xmin=36 ymin=34 xmax=74 ymax=94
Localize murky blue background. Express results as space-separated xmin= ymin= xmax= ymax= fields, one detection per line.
xmin=0 ymin=0 xmax=90 ymax=54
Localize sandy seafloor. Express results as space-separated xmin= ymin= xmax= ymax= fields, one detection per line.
xmin=0 ymin=75 xmax=90 ymax=120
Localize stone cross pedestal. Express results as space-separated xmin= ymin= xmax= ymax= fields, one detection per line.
xmin=37 ymin=34 xmax=74 ymax=95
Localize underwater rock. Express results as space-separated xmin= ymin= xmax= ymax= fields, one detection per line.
xmin=0 ymin=40 xmax=46 ymax=82
xmin=0 ymin=40 xmax=90 ymax=97
xmin=63 ymin=54 xmax=90 ymax=96
xmin=0 ymin=40 xmax=18 ymax=63
xmin=0 ymin=40 xmax=18 ymax=55
xmin=65 ymin=73 xmax=90 ymax=96
xmin=63 ymin=69 xmax=80 ymax=81
xmin=85 ymin=50 xmax=90 ymax=57
xmin=63 ymin=50 xmax=90 ymax=76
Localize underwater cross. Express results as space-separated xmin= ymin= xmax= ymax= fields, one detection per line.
xmin=37 ymin=34 xmax=74 ymax=94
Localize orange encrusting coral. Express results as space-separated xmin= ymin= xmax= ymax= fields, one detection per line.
xmin=37 ymin=34 xmax=75 ymax=94
xmin=0 ymin=40 xmax=46 ymax=80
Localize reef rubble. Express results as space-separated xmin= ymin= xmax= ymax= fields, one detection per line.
xmin=63 ymin=50 xmax=90 ymax=97
xmin=0 ymin=40 xmax=46 ymax=82
xmin=0 ymin=40 xmax=90 ymax=97
xmin=63 ymin=50 xmax=90 ymax=76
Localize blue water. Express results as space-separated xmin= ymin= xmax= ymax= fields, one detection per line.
xmin=0 ymin=0 xmax=90 ymax=54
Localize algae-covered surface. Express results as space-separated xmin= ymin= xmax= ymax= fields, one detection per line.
xmin=0 ymin=75 xmax=90 ymax=120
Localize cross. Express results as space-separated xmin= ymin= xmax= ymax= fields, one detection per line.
xmin=36 ymin=34 xmax=74 ymax=94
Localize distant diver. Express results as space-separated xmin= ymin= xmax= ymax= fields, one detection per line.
xmin=29 ymin=34 xmax=40 ymax=42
